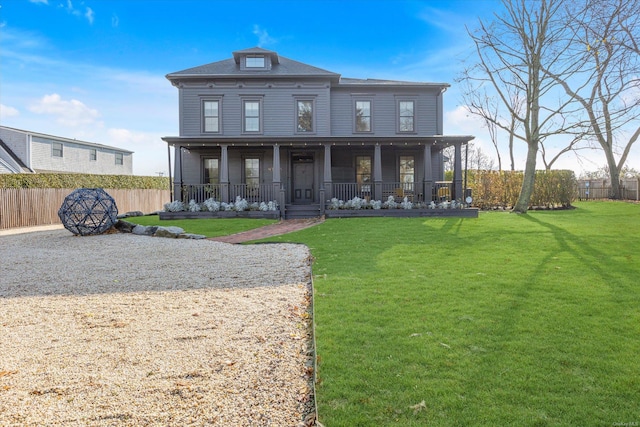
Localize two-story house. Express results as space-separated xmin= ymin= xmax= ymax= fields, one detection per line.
xmin=0 ymin=126 xmax=133 ymax=175
xmin=162 ymin=47 xmax=473 ymax=218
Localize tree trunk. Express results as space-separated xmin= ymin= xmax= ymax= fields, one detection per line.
xmin=606 ymin=151 xmax=622 ymax=199
xmin=512 ymin=141 xmax=539 ymax=213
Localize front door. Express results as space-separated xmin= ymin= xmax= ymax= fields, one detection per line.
xmin=292 ymin=155 xmax=314 ymax=204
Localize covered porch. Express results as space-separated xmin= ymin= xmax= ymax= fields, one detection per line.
xmin=163 ymin=135 xmax=474 ymax=218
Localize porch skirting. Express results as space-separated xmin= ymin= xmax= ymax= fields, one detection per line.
xmin=159 ymin=208 xmax=478 ymax=220
xmin=324 ymin=208 xmax=479 ymax=218
xmin=159 ymin=211 xmax=280 ymax=220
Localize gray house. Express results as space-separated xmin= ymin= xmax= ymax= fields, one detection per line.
xmin=162 ymin=47 xmax=473 ymax=217
xmin=0 ymin=126 xmax=133 ymax=175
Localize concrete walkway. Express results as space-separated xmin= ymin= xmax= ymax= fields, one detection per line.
xmin=209 ymin=218 xmax=324 ymax=244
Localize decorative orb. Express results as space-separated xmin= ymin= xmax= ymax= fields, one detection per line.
xmin=58 ymin=188 xmax=119 ymax=236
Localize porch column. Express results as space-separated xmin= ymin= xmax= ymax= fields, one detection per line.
xmin=272 ymin=144 xmax=281 ymax=205
xmin=453 ymin=141 xmax=463 ymax=201
xmin=373 ymin=143 xmax=382 ymax=201
xmin=323 ymin=143 xmax=332 ymax=201
xmin=220 ymin=144 xmax=230 ymax=203
xmin=423 ymin=144 xmax=433 ymax=202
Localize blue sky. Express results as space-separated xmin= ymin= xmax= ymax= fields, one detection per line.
xmin=0 ymin=0 xmax=620 ymax=176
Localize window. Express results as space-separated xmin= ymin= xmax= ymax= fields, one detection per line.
xmin=356 ymin=156 xmax=372 ymax=193
xmin=244 ymin=158 xmax=260 ymax=188
xmin=399 ymin=156 xmax=415 ymax=190
xmin=52 ymin=142 xmax=63 ymax=157
xmin=355 ymin=100 xmax=371 ymax=132
xmin=115 ymin=152 xmax=124 ymax=165
xmin=243 ymin=100 xmax=261 ymax=133
xmin=203 ymin=100 xmax=220 ymax=133
xmin=89 ymin=148 xmax=97 ymax=161
xmin=246 ymin=56 xmax=265 ymax=68
xmin=399 ymin=101 xmax=415 ymax=132
xmin=297 ymin=100 xmax=313 ymax=132
xmin=203 ymin=158 xmax=219 ymax=185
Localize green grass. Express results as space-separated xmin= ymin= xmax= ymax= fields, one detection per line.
xmin=142 ymin=203 xmax=640 ymax=425
xmin=255 ymin=202 xmax=640 ymax=426
xmin=122 ymin=215 xmax=277 ymax=238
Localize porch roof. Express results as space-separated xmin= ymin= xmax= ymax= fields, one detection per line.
xmin=161 ymin=135 xmax=474 ymax=149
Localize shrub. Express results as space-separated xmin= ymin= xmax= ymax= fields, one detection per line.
xmin=0 ymin=173 xmax=169 ymax=189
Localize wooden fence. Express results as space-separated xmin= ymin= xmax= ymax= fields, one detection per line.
xmin=576 ymin=178 xmax=640 ymax=201
xmin=0 ymin=188 xmax=170 ymax=230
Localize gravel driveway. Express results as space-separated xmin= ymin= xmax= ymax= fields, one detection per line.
xmin=0 ymin=230 xmax=315 ymax=426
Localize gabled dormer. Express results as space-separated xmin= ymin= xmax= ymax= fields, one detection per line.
xmin=232 ymin=47 xmax=279 ymax=71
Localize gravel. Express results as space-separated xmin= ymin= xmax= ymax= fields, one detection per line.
xmin=0 ymin=230 xmax=316 ymax=426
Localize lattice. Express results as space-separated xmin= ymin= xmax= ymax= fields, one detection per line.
xmin=58 ymin=188 xmax=118 ymax=236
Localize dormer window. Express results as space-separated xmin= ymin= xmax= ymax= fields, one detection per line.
xmin=246 ymin=55 xmax=265 ymax=68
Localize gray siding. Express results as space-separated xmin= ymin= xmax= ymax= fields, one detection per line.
xmin=179 ymin=80 xmax=332 ymax=137
xmin=330 ymin=87 xmax=439 ymax=136
xmin=180 ymin=82 xmax=440 ymax=138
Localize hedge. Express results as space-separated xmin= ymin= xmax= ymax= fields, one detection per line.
xmin=452 ymin=170 xmax=577 ymax=209
xmin=0 ymin=173 xmax=170 ymax=190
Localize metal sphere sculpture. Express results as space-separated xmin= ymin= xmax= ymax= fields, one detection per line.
xmin=58 ymin=188 xmax=118 ymax=236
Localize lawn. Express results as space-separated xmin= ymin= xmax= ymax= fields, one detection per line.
xmin=137 ymin=202 xmax=639 ymax=425
xmin=122 ymin=215 xmax=277 ymax=238
xmin=256 ymin=201 xmax=640 ymax=426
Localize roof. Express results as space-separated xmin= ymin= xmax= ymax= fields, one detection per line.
xmin=167 ymin=47 xmax=341 ymax=80
xmin=338 ymin=77 xmax=450 ymax=90
xmin=0 ymin=126 xmax=133 ymax=154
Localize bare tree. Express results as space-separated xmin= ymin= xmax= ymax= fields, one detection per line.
xmin=461 ymin=0 xmax=576 ymax=212
xmin=458 ymin=74 xmax=525 ymax=171
xmin=541 ymin=0 xmax=640 ymax=198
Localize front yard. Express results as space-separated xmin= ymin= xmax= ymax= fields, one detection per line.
xmin=133 ymin=201 xmax=640 ymax=426
xmin=259 ymin=201 xmax=640 ymax=426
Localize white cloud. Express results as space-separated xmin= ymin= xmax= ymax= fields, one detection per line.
xmin=85 ymin=7 xmax=95 ymax=25
xmin=59 ymin=0 xmax=94 ymax=24
xmin=29 ymin=0 xmax=49 ymax=4
xmin=29 ymin=93 xmax=101 ymax=127
xmin=112 ymin=13 xmax=119 ymax=28
xmin=445 ymin=105 xmax=484 ymax=134
xmin=107 ymin=128 xmax=170 ymax=175
xmin=418 ymin=6 xmax=464 ymax=33
xmin=0 ymin=104 xmax=20 ymax=119
xmin=253 ymin=25 xmax=276 ymax=47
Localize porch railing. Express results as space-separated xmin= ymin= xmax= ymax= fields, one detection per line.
xmin=332 ymin=183 xmax=373 ymax=201
xmin=434 ymin=181 xmax=452 ymax=202
xmin=332 ymin=182 xmax=426 ymax=202
xmin=181 ymin=184 xmax=220 ymax=203
xmin=180 ymin=183 xmax=276 ymax=204
xmin=230 ymin=184 xmax=276 ymax=204
xmin=381 ymin=182 xmax=423 ymax=202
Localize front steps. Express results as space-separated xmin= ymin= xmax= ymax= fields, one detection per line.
xmin=284 ymin=204 xmax=322 ymax=219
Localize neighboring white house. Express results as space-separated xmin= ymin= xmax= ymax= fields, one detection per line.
xmin=0 ymin=126 xmax=133 ymax=175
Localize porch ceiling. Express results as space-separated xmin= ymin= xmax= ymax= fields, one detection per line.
xmin=162 ymin=135 xmax=474 ymax=150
